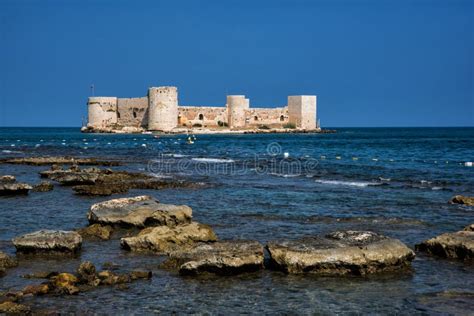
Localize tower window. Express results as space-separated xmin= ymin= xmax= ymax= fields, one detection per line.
xmin=133 ymin=111 xmax=137 ymax=118
xmin=199 ymin=114 xmax=204 ymax=120
xmin=280 ymin=115 xmax=285 ymax=121
xmin=254 ymin=116 xmax=258 ymax=121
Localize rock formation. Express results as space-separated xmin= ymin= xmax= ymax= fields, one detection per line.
xmin=416 ymin=225 xmax=473 ymax=260
xmin=12 ymin=230 xmax=82 ymax=255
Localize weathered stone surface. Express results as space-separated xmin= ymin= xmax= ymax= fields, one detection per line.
xmin=0 ymin=175 xmax=16 ymax=183
xmin=88 ymin=196 xmax=192 ymax=228
xmin=121 ymin=222 xmax=217 ymax=253
xmin=32 ymin=181 xmax=54 ymax=192
xmin=0 ymin=182 xmax=33 ymax=195
xmin=449 ymin=195 xmax=474 ymax=206
xmin=0 ymin=301 xmax=31 ymax=314
xmin=464 ymin=224 xmax=474 ymax=232
xmin=76 ymin=224 xmax=113 ymax=240
xmin=0 ymin=156 xmax=121 ymax=166
xmin=266 ymin=231 xmax=415 ymax=275
xmin=22 ymin=283 xmax=50 ymax=296
xmin=162 ymin=240 xmax=264 ymax=275
xmin=50 ymin=273 xmax=80 ymax=295
xmin=416 ymin=227 xmax=474 ymax=260
xmin=12 ymin=230 xmax=82 ymax=254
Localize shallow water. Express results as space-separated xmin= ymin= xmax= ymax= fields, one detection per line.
xmin=0 ymin=127 xmax=473 ymax=314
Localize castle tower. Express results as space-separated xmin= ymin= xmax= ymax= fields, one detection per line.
xmin=148 ymin=86 xmax=178 ymax=131
xmin=288 ymin=95 xmax=317 ymax=130
xmin=227 ymin=95 xmax=249 ymax=128
xmin=87 ymin=97 xmax=118 ymax=128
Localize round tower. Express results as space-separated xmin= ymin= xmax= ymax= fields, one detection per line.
xmin=87 ymin=97 xmax=118 ymax=128
xmin=148 ymin=86 xmax=178 ymax=131
xmin=227 ymin=95 xmax=249 ymax=128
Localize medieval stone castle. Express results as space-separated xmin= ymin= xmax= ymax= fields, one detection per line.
xmin=86 ymin=86 xmax=318 ymax=132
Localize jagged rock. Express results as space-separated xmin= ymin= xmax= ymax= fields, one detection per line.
xmin=464 ymin=224 xmax=474 ymax=232
xmin=97 ymin=270 xmax=130 ymax=285
xmin=0 ymin=156 xmax=121 ymax=166
xmin=0 ymin=175 xmax=16 ymax=183
xmin=266 ymin=231 xmax=415 ymax=275
xmin=416 ymin=226 xmax=473 ymax=260
xmin=77 ymin=261 xmax=97 ymax=284
xmin=32 ymin=181 xmax=54 ymax=192
xmin=121 ymin=222 xmax=217 ymax=253
xmin=76 ymin=224 xmax=113 ymax=240
xmin=88 ymin=196 xmax=192 ymax=228
xmin=0 ymin=301 xmax=31 ymax=314
xmin=449 ymin=195 xmax=474 ymax=206
xmin=50 ymin=273 xmax=80 ymax=295
xmin=162 ymin=240 xmax=264 ymax=276
xmin=12 ymin=230 xmax=82 ymax=254
xmin=0 ymin=182 xmax=33 ymax=195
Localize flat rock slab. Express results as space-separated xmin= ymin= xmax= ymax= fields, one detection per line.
xmin=416 ymin=225 xmax=474 ymax=260
xmin=0 ymin=182 xmax=32 ymax=195
xmin=449 ymin=195 xmax=474 ymax=206
xmin=12 ymin=230 xmax=82 ymax=254
xmin=162 ymin=240 xmax=264 ymax=276
xmin=266 ymin=231 xmax=415 ymax=275
xmin=121 ymin=222 xmax=217 ymax=253
xmin=88 ymin=195 xmax=192 ymax=227
xmin=0 ymin=156 xmax=121 ymax=166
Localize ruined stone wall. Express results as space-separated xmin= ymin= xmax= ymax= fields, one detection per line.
xmin=87 ymin=97 xmax=118 ymax=128
xmin=245 ymin=107 xmax=289 ymax=127
xmin=288 ymin=96 xmax=317 ymax=129
xmin=148 ymin=86 xmax=178 ymax=131
xmin=117 ymin=97 xmax=149 ymax=127
xmin=178 ymin=106 xmax=227 ymax=127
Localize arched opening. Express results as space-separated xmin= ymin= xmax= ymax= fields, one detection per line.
xmin=280 ymin=115 xmax=285 ymax=121
xmin=133 ymin=111 xmax=137 ymax=118
xmin=177 ymin=115 xmax=182 ymax=125
xmin=198 ymin=114 xmax=204 ymax=120
xmin=254 ymin=116 xmax=258 ymax=121
xmin=117 ymin=112 xmax=121 ymax=119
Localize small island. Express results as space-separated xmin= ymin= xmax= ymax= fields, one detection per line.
xmin=81 ymin=86 xmax=324 ymax=134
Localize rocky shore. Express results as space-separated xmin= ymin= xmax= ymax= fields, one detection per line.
xmin=1 ymin=155 xmax=473 ymax=313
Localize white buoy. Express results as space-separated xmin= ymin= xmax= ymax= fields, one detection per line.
xmin=465 ymin=162 xmax=473 ymax=167
xmin=336 ymin=156 xmax=341 ymax=160
xmin=284 ymin=152 xmax=289 ymax=158
xmin=352 ymin=157 xmax=358 ymax=161
xmin=107 ymin=142 xmax=111 ymax=145
xmin=141 ymin=144 xmax=147 ymax=147
xmin=320 ymin=155 xmax=326 ymax=159
xmin=372 ymin=158 xmax=378 ymax=161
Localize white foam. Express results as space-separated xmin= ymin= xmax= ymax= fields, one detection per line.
xmin=315 ymin=179 xmax=379 ymax=187
xmin=2 ymin=150 xmax=23 ymax=154
xmin=192 ymin=158 xmax=235 ymax=163
xmin=270 ymin=173 xmax=299 ymax=178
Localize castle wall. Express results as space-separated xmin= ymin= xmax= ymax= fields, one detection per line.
xmin=179 ymin=106 xmax=227 ymax=127
xmin=148 ymin=86 xmax=178 ymax=131
xmin=87 ymin=97 xmax=118 ymax=128
xmin=227 ymin=95 xmax=249 ymax=128
xmin=245 ymin=107 xmax=289 ymax=127
xmin=288 ymin=96 xmax=317 ymax=129
xmin=117 ymin=97 xmax=148 ymax=127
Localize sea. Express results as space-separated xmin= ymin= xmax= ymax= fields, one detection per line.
xmin=0 ymin=127 xmax=473 ymax=314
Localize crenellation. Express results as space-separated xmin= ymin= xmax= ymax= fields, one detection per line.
xmin=84 ymin=86 xmax=318 ymax=133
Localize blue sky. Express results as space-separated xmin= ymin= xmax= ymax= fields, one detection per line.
xmin=0 ymin=0 xmax=472 ymax=127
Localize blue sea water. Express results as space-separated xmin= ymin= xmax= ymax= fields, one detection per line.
xmin=0 ymin=127 xmax=473 ymax=314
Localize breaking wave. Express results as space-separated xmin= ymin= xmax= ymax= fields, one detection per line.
xmin=315 ymin=179 xmax=381 ymax=187
xmin=191 ymin=158 xmax=235 ymax=163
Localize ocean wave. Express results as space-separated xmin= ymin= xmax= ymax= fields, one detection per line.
xmin=1 ymin=150 xmax=23 ymax=154
xmin=315 ymin=179 xmax=381 ymax=187
xmin=270 ymin=173 xmax=300 ymax=178
xmin=191 ymin=158 xmax=235 ymax=163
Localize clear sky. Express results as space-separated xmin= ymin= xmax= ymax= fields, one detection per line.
xmin=0 ymin=0 xmax=472 ymax=127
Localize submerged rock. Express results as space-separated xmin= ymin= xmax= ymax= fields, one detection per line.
xmin=0 ymin=251 xmax=18 ymax=277
xmin=162 ymin=240 xmax=264 ymax=276
xmin=121 ymin=222 xmax=217 ymax=253
xmin=0 ymin=175 xmax=16 ymax=183
xmin=0 ymin=156 xmax=121 ymax=166
xmin=0 ymin=301 xmax=31 ymax=314
xmin=76 ymin=224 xmax=113 ymax=240
xmin=12 ymin=230 xmax=82 ymax=255
xmin=449 ymin=195 xmax=474 ymax=206
xmin=32 ymin=181 xmax=54 ymax=192
xmin=88 ymin=196 xmax=192 ymax=228
xmin=0 ymin=182 xmax=33 ymax=195
xmin=416 ymin=225 xmax=473 ymax=260
xmin=266 ymin=231 xmax=415 ymax=275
